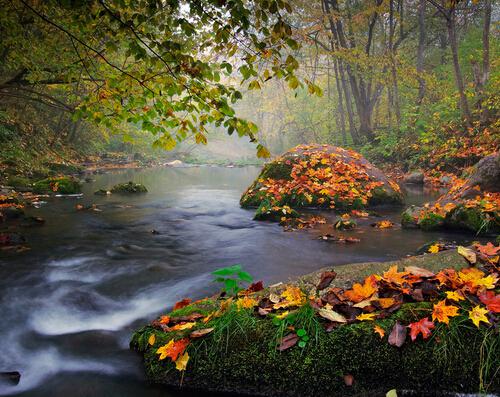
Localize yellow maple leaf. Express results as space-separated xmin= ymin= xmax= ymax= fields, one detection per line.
xmin=169 ymin=322 xmax=196 ymax=331
xmin=274 ymin=286 xmax=306 ymax=309
xmin=428 ymin=244 xmax=440 ymax=254
xmin=156 ymin=340 xmax=174 ymax=360
xmin=344 ymin=275 xmax=378 ymax=303
xmin=356 ymin=313 xmax=376 ymax=321
xmin=236 ymin=296 xmax=258 ymax=310
xmin=432 ymin=300 xmax=459 ymax=325
xmin=468 ymin=305 xmax=490 ymax=328
xmin=445 ymin=291 xmax=464 ymax=302
xmin=175 ymin=351 xmax=189 ymax=371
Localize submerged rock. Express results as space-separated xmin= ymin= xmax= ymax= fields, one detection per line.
xmin=403 ymin=171 xmax=424 ymax=185
xmin=110 ymin=181 xmax=148 ymax=194
xmin=33 ymin=176 xmax=82 ymax=194
xmin=241 ymin=144 xmax=403 ymax=211
xmin=402 ymin=153 xmax=499 ymax=234
xmin=0 ymin=371 xmax=21 ymax=386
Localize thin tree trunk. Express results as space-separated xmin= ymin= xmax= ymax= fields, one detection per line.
xmin=333 ymin=59 xmax=347 ymax=145
xmin=447 ymin=9 xmax=472 ymax=127
xmin=416 ymin=0 xmax=426 ymax=107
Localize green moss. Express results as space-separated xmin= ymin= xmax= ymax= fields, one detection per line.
xmin=369 ymin=186 xmax=403 ymax=206
xmin=32 ymin=176 xmax=82 ymax=194
xmin=5 ymin=175 xmax=32 ymax=189
xmin=44 ymin=162 xmax=84 ymax=175
xmin=418 ymin=213 xmax=445 ymax=231
xmin=131 ymin=303 xmax=499 ymax=396
xmin=260 ymin=162 xmax=293 ymax=181
xmin=110 ymin=181 xmax=148 ymax=193
xmin=445 ymin=206 xmax=500 ymax=235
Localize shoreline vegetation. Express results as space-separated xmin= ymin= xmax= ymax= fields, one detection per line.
xmin=130 ymin=248 xmax=499 ymax=396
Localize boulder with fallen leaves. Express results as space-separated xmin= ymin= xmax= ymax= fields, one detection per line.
xmin=131 ymin=244 xmax=499 ymax=396
xmin=402 ymin=153 xmax=499 ymax=234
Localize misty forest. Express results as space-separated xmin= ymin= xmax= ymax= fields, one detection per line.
xmin=0 ymin=0 xmax=499 ymax=396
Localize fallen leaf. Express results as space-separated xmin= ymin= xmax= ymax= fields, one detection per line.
xmin=148 ymin=334 xmax=156 ymax=346
xmin=478 ymin=291 xmax=500 ymax=313
xmin=156 ymin=338 xmax=190 ymax=361
xmin=468 ymin=305 xmax=490 ymax=328
xmin=190 ymin=328 xmax=214 ymax=338
xmin=236 ymin=296 xmax=258 ymax=310
xmin=428 ymin=244 xmax=440 ymax=254
xmin=344 ymin=275 xmax=378 ymax=303
xmin=274 ymin=286 xmax=306 ymax=309
xmin=159 ymin=315 xmax=171 ymax=325
xmin=457 ymin=246 xmax=476 ymax=264
xmin=373 ymin=325 xmax=385 ymax=338
xmin=445 ymin=290 xmax=464 ymax=302
xmin=372 ymin=220 xmax=394 ymax=229
xmin=388 ymin=321 xmax=407 ymax=347
xmin=343 ymin=374 xmax=354 ymax=386
xmin=432 ymin=300 xmax=459 ymax=325
xmin=277 ymin=333 xmax=299 ymax=351
xmin=168 ymin=322 xmax=196 ymax=331
xmin=405 ymin=266 xmax=434 ymax=278
xmin=356 ymin=313 xmax=376 ymax=321
xmin=317 ymin=271 xmax=337 ymax=290
xmin=386 ymin=390 xmax=398 ymax=397
xmin=318 ymin=306 xmax=347 ymax=323
xmin=408 ymin=317 xmax=435 ymax=341
xmin=173 ymin=298 xmax=192 ymax=311
xmin=475 ymin=242 xmax=500 ymax=256
xmin=175 ymin=351 xmax=189 ymax=371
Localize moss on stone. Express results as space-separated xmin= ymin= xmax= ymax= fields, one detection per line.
xmin=32 ymin=176 xmax=82 ymax=194
xmin=417 ymin=212 xmax=445 ymax=231
xmin=445 ymin=206 xmax=499 ymax=235
xmin=131 ymin=304 xmax=498 ymax=396
xmin=368 ymin=186 xmax=403 ymax=206
xmin=260 ymin=162 xmax=293 ymax=181
xmin=110 ymin=181 xmax=148 ymax=194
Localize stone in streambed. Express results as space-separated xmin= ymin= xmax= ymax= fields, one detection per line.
xmin=110 ymin=181 xmax=147 ymax=194
xmin=0 ymin=371 xmax=21 ymax=386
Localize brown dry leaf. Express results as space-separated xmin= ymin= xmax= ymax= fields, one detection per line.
xmin=190 ymin=328 xmax=214 ymax=338
xmin=457 ymin=246 xmax=476 ymax=264
xmin=318 ymin=306 xmax=347 ymax=323
xmin=277 ymin=333 xmax=299 ymax=351
xmin=388 ymin=321 xmax=407 ymax=347
xmin=343 ymin=374 xmax=354 ymax=386
xmin=173 ymin=298 xmax=192 ymax=311
xmin=317 ymin=271 xmax=337 ymax=290
xmin=405 ymin=266 xmax=434 ymax=278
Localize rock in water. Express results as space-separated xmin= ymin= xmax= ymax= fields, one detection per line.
xmin=403 ymin=171 xmax=424 ymax=185
xmin=240 ymin=144 xmax=403 ymax=210
xmin=402 ymin=152 xmax=499 ymax=234
xmin=0 ymin=371 xmax=21 ymax=385
xmin=110 ymin=181 xmax=148 ymax=194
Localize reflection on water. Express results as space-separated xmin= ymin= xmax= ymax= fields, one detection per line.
xmin=0 ymin=166 xmax=481 ymax=396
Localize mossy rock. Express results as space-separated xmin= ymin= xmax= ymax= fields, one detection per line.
xmin=4 ymin=176 xmax=32 ymax=190
xmin=418 ymin=212 xmax=445 ymax=231
xmin=240 ymin=144 xmax=403 ymax=210
xmin=445 ymin=205 xmax=500 ymax=235
xmin=131 ymin=251 xmax=500 ymax=396
xmin=45 ymin=162 xmax=84 ymax=175
xmin=110 ymin=181 xmax=148 ymax=194
xmin=94 ymin=189 xmax=111 ymax=196
xmin=32 ymin=176 xmax=82 ymax=194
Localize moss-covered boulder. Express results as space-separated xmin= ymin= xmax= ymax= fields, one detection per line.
xmin=110 ymin=181 xmax=147 ymax=194
xmin=241 ymin=144 xmax=403 ymax=211
xmin=402 ymin=153 xmax=500 ymax=235
xmin=32 ymin=176 xmax=82 ymax=194
xmin=130 ymin=250 xmax=499 ymax=396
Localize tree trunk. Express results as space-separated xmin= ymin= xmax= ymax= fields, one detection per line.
xmin=416 ymin=0 xmax=426 ymax=107
xmin=447 ymin=9 xmax=472 ymax=127
xmin=333 ymin=59 xmax=347 ymax=145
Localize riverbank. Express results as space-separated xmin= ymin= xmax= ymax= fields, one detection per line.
xmin=131 ymin=248 xmax=499 ymax=396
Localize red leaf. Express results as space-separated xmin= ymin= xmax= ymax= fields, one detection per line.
xmin=479 ymin=291 xmax=500 ymax=313
xmin=173 ymin=298 xmax=192 ymax=311
xmin=343 ymin=374 xmax=354 ymax=386
xmin=388 ymin=321 xmax=407 ymax=347
xmin=247 ymin=281 xmax=264 ymax=293
xmin=277 ymin=333 xmax=299 ymax=351
xmin=317 ymin=271 xmax=337 ymax=290
xmin=408 ymin=317 xmax=435 ymax=341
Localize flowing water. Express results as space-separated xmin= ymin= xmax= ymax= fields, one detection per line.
xmin=0 ymin=166 xmax=484 ymax=396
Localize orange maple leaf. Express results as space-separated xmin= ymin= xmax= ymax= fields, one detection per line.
xmin=382 ymin=265 xmax=410 ymax=286
xmin=173 ymin=298 xmax=192 ymax=311
xmin=432 ymin=300 xmax=459 ymax=324
xmin=475 ymin=242 xmax=500 ymax=256
xmin=408 ymin=317 xmax=435 ymax=341
xmin=156 ymin=338 xmax=190 ymax=361
xmin=344 ymin=275 xmax=378 ymax=303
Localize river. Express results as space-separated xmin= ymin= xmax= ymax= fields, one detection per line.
xmin=0 ymin=166 xmax=482 ymax=396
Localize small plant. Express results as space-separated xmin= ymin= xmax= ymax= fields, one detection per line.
xmin=296 ymin=328 xmax=310 ymax=348
xmin=211 ymin=264 xmax=253 ymax=296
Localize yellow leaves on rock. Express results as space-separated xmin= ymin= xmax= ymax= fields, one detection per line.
xmin=382 ymin=265 xmax=410 ymax=286
xmin=428 ymin=244 xmax=441 ymax=254
xmin=468 ymin=306 xmax=490 ymax=328
xmin=445 ymin=290 xmax=465 ymax=302
xmin=432 ymin=300 xmax=459 ymax=325
xmin=175 ymin=352 xmax=189 ymax=371
xmin=457 ymin=246 xmax=477 ymax=264
xmin=458 ymin=268 xmax=497 ymax=291
xmin=373 ymin=220 xmax=394 ymax=229
xmin=169 ymin=322 xmax=196 ymax=331
xmin=236 ymin=296 xmax=258 ymax=310
xmin=356 ymin=313 xmax=376 ymax=321
xmin=273 ymin=285 xmax=306 ymax=309
xmin=344 ymin=275 xmax=378 ymax=303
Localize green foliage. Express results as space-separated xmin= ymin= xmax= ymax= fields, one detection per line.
xmin=211 ymin=265 xmax=253 ymax=296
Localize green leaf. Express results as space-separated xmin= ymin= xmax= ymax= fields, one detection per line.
xmin=212 ymin=264 xmax=242 ymax=276
xmin=296 ymin=329 xmax=307 ymax=337
xmin=237 ymin=271 xmax=253 ymax=283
